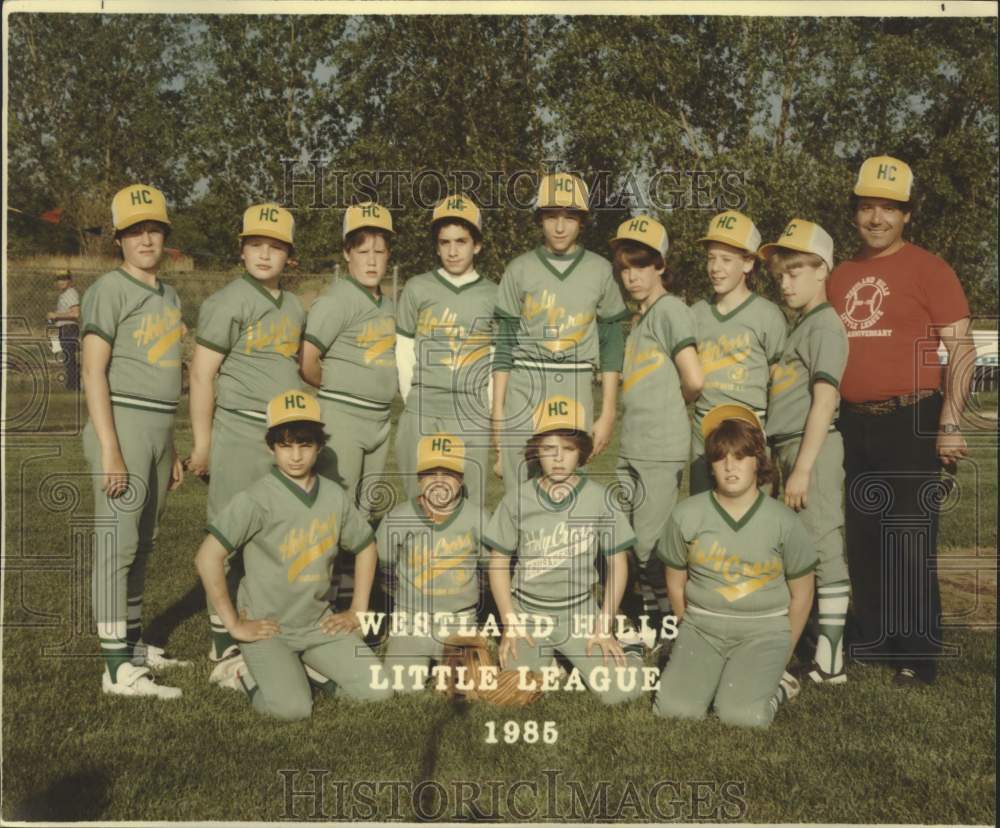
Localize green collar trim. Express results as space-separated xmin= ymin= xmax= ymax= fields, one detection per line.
xmin=271 ymin=466 xmax=319 ymax=508
xmin=534 ymin=474 xmax=586 ymax=511
xmin=794 ymin=301 xmax=832 ymax=328
xmin=413 ymin=496 xmax=466 ymax=531
xmin=710 ymin=489 xmax=765 ymax=531
xmin=535 ymin=245 xmax=585 ymax=281
xmin=346 ymin=275 xmax=383 ymax=306
xmin=116 ymin=268 xmax=164 ymax=296
xmin=432 ymin=269 xmax=483 ymax=294
xmin=241 ymin=272 xmax=283 ymax=308
xmin=710 ymin=291 xmax=756 ymax=322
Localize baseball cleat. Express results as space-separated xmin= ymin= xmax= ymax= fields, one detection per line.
xmin=209 ymin=642 xmax=240 ymax=663
xmin=210 ymin=653 xmax=247 ymax=691
xmin=892 ymin=667 xmax=929 ymax=689
xmin=804 ymin=662 xmax=847 ymax=685
xmin=132 ymin=641 xmax=191 ymax=670
xmin=102 ymin=663 xmax=182 ymax=700
xmin=777 ymin=670 xmax=801 ymax=702
xmin=616 ymin=621 xmax=647 ymax=658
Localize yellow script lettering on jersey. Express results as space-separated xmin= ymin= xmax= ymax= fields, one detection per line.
xmin=698 ymin=332 xmax=751 ymax=376
xmin=244 ymin=315 xmax=301 ymax=358
xmin=522 ymin=290 xmax=594 ymax=353
xmin=622 ymin=341 xmax=665 ymax=392
xmin=358 ymin=317 xmax=396 ymax=366
xmin=279 ymin=511 xmax=339 ymax=583
xmin=410 ymin=531 xmax=477 ymax=593
xmin=769 ymin=362 xmax=799 ymax=398
xmin=135 ymin=305 xmax=183 ymax=366
xmin=689 ymin=537 xmax=784 ymax=602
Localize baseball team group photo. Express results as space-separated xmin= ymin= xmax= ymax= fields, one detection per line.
xmin=3 ymin=6 xmax=996 ymax=825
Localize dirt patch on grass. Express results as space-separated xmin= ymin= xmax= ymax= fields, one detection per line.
xmin=939 ymin=546 xmax=997 ymax=629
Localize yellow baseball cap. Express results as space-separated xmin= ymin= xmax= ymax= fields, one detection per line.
xmin=432 ymin=194 xmax=482 ymax=230
xmin=343 ymin=202 xmax=394 ymax=239
xmin=533 ymin=395 xmax=588 ymax=435
xmin=758 ymin=219 xmax=834 ymax=271
xmin=701 ymin=403 xmax=762 ymax=439
xmin=266 ymin=390 xmax=323 ymax=428
xmin=111 ymin=184 xmax=170 ymax=231
xmin=854 ymin=155 xmax=913 ymax=202
xmin=416 ymin=433 xmax=466 ymax=474
xmin=610 ymin=215 xmax=669 ymax=258
xmin=535 ymin=172 xmax=590 ymax=213
xmin=698 ymin=210 xmax=761 ymax=254
xmin=240 ymin=203 xmax=294 ymax=245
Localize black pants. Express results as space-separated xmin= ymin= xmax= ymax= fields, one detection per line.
xmin=59 ymin=325 xmax=80 ymax=390
xmin=839 ymin=393 xmax=947 ymax=683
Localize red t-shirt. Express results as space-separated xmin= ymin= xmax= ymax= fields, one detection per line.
xmin=829 ymin=242 xmax=970 ymax=403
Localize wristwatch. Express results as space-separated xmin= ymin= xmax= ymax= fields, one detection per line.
xmin=940 ymin=424 xmax=962 ymax=434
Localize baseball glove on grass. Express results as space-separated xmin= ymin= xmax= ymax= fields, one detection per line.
xmin=437 ymin=634 xmax=543 ymax=706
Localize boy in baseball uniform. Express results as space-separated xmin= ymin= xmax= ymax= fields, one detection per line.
xmin=81 ymin=184 xmax=186 ymax=698
xmin=485 ymin=396 xmax=644 ymax=704
xmin=377 ymin=433 xmax=485 ymax=690
xmin=492 ymin=172 xmax=630 ymax=491
xmin=760 ymin=219 xmax=850 ymax=684
xmin=654 ymin=405 xmax=816 ymax=728
xmin=186 ymin=203 xmax=306 ymax=666
xmin=301 ymin=202 xmax=398 ymax=609
xmin=610 ymin=215 xmax=703 ymax=633
xmin=395 ymin=196 xmax=497 ymax=511
xmin=195 ymin=390 xmax=391 ymax=720
xmin=691 ymin=211 xmax=787 ymax=494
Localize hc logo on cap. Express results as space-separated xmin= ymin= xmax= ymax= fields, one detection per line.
xmin=447 ymin=197 xmax=465 ymax=211
xmin=259 ymin=206 xmax=279 ymax=223
xmin=548 ymin=400 xmax=569 ymax=417
xmin=362 ymin=205 xmax=381 ymax=218
xmin=284 ymin=393 xmax=307 ymax=409
xmin=628 ymin=219 xmax=649 ymax=233
xmin=130 ymin=189 xmax=154 ymax=206
xmin=717 ymin=215 xmax=737 ymax=230
xmin=431 ymin=437 xmax=453 ymax=453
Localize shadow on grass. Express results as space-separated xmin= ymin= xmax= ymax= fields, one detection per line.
xmin=10 ymin=768 xmax=110 ymax=821
xmin=142 ymin=582 xmax=208 ymax=647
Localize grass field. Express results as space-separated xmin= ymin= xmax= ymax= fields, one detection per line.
xmin=1 ymin=388 xmax=996 ymax=823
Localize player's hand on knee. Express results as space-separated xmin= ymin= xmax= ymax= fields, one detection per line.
xmin=321 ymin=609 xmax=360 ymax=636
xmin=586 ymin=631 xmax=626 ymax=667
xmin=783 ymin=467 xmax=810 ymax=511
xmin=499 ymin=629 xmax=534 ymax=669
xmin=183 ymin=446 xmax=210 ymax=480
xmin=936 ymin=431 xmax=968 ymax=464
xmin=101 ymin=449 xmax=129 ymax=498
xmin=231 ymin=611 xmax=280 ymax=642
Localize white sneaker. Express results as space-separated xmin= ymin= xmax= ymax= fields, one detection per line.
xmin=304 ymin=664 xmax=330 ymax=685
xmin=778 ymin=670 xmax=801 ymax=702
xmin=102 ymin=663 xmax=182 ymax=700
xmin=209 ymin=653 xmax=246 ymax=690
xmin=132 ymin=640 xmax=191 ymax=670
xmin=209 ymin=642 xmax=240 ymax=663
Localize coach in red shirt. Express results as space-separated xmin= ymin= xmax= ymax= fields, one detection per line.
xmin=830 ymin=155 xmax=973 ymax=687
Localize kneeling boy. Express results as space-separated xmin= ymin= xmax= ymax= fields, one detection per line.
xmin=194 ymin=390 xmax=391 ymax=720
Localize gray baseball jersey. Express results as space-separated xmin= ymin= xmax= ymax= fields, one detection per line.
xmin=621 ymin=294 xmax=697 ymax=462
xmin=195 ymin=273 xmax=305 ymax=412
xmin=484 ymin=476 xmax=636 ymax=613
xmin=767 ymin=303 xmax=849 ymax=442
xmin=80 ymin=268 xmax=182 ymax=413
xmin=659 ymin=491 xmax=817 ymax=617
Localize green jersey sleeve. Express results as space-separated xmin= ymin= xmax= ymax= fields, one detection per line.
xmin=657 ymin=515 xmax=689 ymax=570
xmin=340 ymin=497 xmax=375 ymax=555
xmin=782 ymin=511 xmax=818 ymax=580
xmin=662 ymin=299 xmax=698 ymax=359
xmin=304 ymin=293 xmax=352 ymax=356
xmin=595 ymin=267 xmax=628 ymax=321
xmin=80 ymin=276 xmax=123 ymax=344
xmin=483 ymin=494 xmax=518 ymax=556
xmin=195 ymin=290 xmax=238 ymax=354
xmin=807 ymin=318 xmax=848 ymax=390
xmin=208 ymin=491 xmax=265 ymax=554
